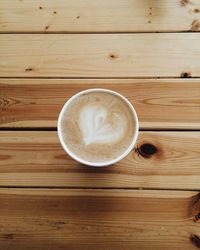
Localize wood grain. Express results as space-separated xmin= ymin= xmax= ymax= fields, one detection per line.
xmin=0 ymin=131 xmax=200 ymax=189
xmin=1 ymin=79 xmax=200 ymax=129
xmin=1 ymin=34 xmax=200 ymax=77
xmin=0 ymin=0 xmax=200 ymax=32
xmin=0 ymin=189 xmax=199 ymax=250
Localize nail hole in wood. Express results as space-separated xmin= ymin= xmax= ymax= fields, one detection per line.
xmin=25 ymin=68 xmax=33 ymax=72
xmin=53 ymin=11 xmax=57 ymax=14
xmin=76 ymin=15 xmax=80 ymax=19
xmin=45 ymin=25 xmax=49 ymax=30
xmin=39 ymin=6 xmax=43 ymax=10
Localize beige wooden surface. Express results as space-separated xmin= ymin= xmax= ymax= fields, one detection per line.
xmin=0 ymin=0 xmax=200 ymax=32
xmin=0 ymin=79 xmax=200 ymax=129
xmin=0 ymin=0 xmax=200 ymax=249
xmin=1 ymin=34 xmax=200 ymax=77
xmin=0 ymin=131 xmax=199 ymax=189
xmin=0 ymin=189 xmax=200 ymax=250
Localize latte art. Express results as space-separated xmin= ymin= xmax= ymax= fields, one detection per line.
xmin=59 ymin=90 xmax=137 ymax=165
xmin=80 ymin=105 xmax=127 ymax=145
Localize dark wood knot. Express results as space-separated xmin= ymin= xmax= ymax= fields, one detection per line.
xmin=137 ymin=143 xmax=158 ymax=158
xmin=191 ymin=193 xmax=200 ymax=209
xmin=194 ymin=213 xmax=200 ymax=222
xmin=194 ymin=9 xmax=200 ymax=13
xmin=180 ymin=72 xmax=191 ymax=78
xmin=180 ymin=0 xmax=190 ymax=7
xmin=3 ymin=234 xmax=14 ymax=240
xmin=189 ymin=192 xmax=200 ymax=221
xmin=191 ymin=20 xmax=200 ymax=31
xmin=190 ymin=234 xmax=200 ymax=248
xmin=109 ymin=53 xmax=118 ymax=60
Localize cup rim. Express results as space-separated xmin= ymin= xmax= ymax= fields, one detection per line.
xmin=57 ymin=88 xmax=139 ymax=167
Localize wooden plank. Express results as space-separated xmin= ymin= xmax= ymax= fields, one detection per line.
xmin=0 ymin=189 xmax=199 ymax=250
xmin=0 ymin=0 xmax=200 ymax=32
xmin=1 ymin=79 xmax=200 ymax=129
xmin=0 ymin=34 xmax=200 ymax=77
xmin=0 ymin=131 xmax=199 ymax=189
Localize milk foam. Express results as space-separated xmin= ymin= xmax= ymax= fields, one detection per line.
xmin=79 ymin=105 xmax=127 ymax=145
xmin=60 ymin=91 xmax=136 ymax=164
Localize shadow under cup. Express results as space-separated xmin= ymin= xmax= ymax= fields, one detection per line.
xmin=58 ymin=88 xmax=139 ymax=167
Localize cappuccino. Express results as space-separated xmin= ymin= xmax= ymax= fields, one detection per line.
xmin=58 ymin=89 xmax=138 ymax=166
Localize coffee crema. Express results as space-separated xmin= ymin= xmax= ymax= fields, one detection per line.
xmin=60 ymin=90 xmax=136 ymax=165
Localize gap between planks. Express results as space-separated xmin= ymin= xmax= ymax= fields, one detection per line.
xmin=1 ymin=76 xmax=200 ymax=79
xmin=0 ymin=31 xmax=200 ymax=34
xmin=0 ymin=128 xmax=200 ymax=132
xmin=0 ymin=186 xmax=200 ymax=192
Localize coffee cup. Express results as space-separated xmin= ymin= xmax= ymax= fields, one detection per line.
xmin=58 ymin=88 xmax=139 ymax=167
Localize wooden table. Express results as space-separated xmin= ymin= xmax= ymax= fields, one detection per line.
xmin=0 ymin=1 xmax=200 ymax=249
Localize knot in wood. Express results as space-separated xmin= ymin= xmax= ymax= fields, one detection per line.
xmin=138 ymin=143 xmax=158 ymax=158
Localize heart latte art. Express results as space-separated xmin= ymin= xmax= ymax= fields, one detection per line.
xmin=60 ymin=91 xmax=136 ymax=164
xmin=80 ymin=105 xmax=127 ymax=145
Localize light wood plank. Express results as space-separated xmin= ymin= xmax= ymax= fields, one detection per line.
xmin=1 ymin=79 xmax=200 ymax=129
xmin=0 ymin=34 xmax=200 ymax=77
xmin=0 ymin=131 xmax=199 ymax=189
xmin=0 ymin=189 xmax=199 ymax=250
xmin=0 ymin=0 xmax=200 ymax=32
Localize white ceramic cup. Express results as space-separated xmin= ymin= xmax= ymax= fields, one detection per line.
xmin=58 ymin=88 xmax=139 ymax=167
